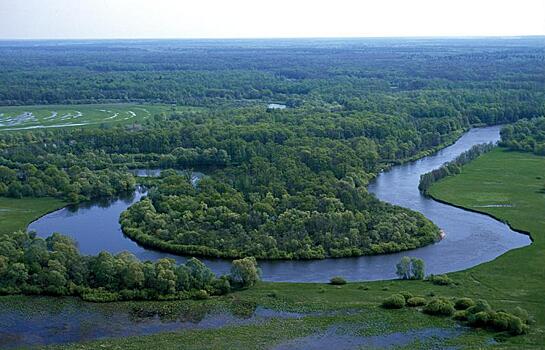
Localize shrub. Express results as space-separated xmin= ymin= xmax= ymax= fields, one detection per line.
xmin=453 ymin=310 xmax=469 ymax=321
xmin=399 ymin=291 xmax=414 ymax=301
xmin=468 ymin=311 xmax=491 ymax=327
xmin=423 ymin=298 xmax=455 ymax=316
xmin=267 ymin=290 xmax=278 ymax=298
xmin=407 ymin=297 xmax=427 ymax=307
xmin=212 ymin=277 xmax=231 ymax=295
xmin=329 ymin=276 xmax=347 ymax=285
xmin=193 ymin=289 xmax=209 ymax=300
xmin=382 ymin=294 xmax=406 ymax=309
xmin=454 ymin=297 xmax=475 ymax=310
xmin=427 ymin=274 xmax=453 ymax=286
xmin=466 ymin=300 xmax=491 ymax=315
xmin=81 ymin=289 xmax=119 ymax=302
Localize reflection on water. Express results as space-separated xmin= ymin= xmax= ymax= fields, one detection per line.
xmin=0 ymin=297 xmax=304 ymax=349
xmin=29 ymin=126 xmax=531 ymax=282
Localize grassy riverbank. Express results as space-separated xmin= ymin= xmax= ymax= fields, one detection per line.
xmin=427 ymin=148 xmax=545 ymax=348
xmin=0 ymin=197 xmax=66 ymax=235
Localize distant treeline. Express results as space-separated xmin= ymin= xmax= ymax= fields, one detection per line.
xmin=419 ymin=143 xmax=496 ymax=194
xmin=0 ymin=231 xmax=260 ymax=302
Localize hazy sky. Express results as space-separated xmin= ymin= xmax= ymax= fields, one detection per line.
xmin=1 ymin=0 xmax=544 ymax=39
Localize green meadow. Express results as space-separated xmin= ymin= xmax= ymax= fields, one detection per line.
xmin=0 ymin=104 xmax=183 ymax=131
xmin=0 ymin=197 xmax=66 ymax=235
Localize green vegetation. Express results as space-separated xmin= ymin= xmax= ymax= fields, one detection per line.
xmin=329 ymin=276 xmax=347 ymax=285
xmin=382 ymin=294 xmax=406 ymax=309
xmin=0 ymin=39 xmax=544 ymax=349
xmin=0 ymin=163 xmax=135 ymax=202
xmin=427 ymin=148 xmax=545 ymax=346
xmin=0 ymin=104 xmax=178 ymax=131
xmin=395 ymin=256 xmax=425 ymax=280
xmin=418 ymin=142 xmax=495 ymax=194
xmin=0 ymin=229 xmax=261 ymax=301
xmin=0 ymin=197 xmax=66 ymax=235
xmin=500 ymin=116 xmax=545 ymax=155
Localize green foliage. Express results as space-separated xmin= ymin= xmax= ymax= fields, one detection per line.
xmin=406 ymin=296 xmax=427 ymax=307
xmin=398 ymin=291 xmax=413 ymax=301
xmin=329 ymin=276 xmax=347 ymax=285
xmin=381 ymin=294 xmax=406 ymax=309
xmin=427 ymin=274 xmax=453 ymax=286
xmin=419 ymin=143 xmax=495 ymax=194
xmin=453 ymin=310 xmax=469 ymax=321
xmin=500 ymin=117 xmax=545 ymax=156
xmin=423 ymin=298 xmax=455 ymax=316
xmin=395 ymin=257 xmax=425 ymax=280
xmin=454 ymin=297 xmax=475 ymax=310
xmin=0 ymin=230 xmax=256 ymax=301
xmin=229 ymin=257 xmax=261 ymax=288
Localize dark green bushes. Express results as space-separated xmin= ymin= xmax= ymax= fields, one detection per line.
xmin=427 ymin=274 xmax=453 ymax=286
xmin=423 ymin=298 xmax=455 ymax=316
xmin=329 ymin=276 xmax=347 ymax=285
xmin=381 ymin=293 xmax=530 ymax=336
xmin=406 ymin=297 xmax=427 ymax=307
xmin=454 ymin=297 xmax=475 ymax=310
xmin=500 ymin=117 xmax=545 ymax=156
xmin=381 ymin=294 xmax=406 ymax=309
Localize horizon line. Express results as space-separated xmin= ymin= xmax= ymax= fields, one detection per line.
xmin=1 ymin=34 xmax=544 ymax=42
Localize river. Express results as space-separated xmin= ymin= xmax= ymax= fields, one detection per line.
xmin=28 ymin=126 xmax=531 ymax=282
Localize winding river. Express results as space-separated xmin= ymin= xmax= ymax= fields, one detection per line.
xmin=28 ymin=126 xmax=531 ymax=282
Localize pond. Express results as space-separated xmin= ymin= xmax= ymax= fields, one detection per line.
xmin=28 ymin=126 xmax=531 ymax=282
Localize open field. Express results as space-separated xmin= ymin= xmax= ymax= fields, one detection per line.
xmin=0 ymin=104 xmax=177 ymax=131
xmin=0 ymin=197 xmax=66 ymax=235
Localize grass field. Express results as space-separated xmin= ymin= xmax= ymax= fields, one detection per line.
xmin=0 ymin=104 xmax=182 ymax=131
xmin=2 ymin=148 xmax=544 ymax=349
xmin=0 ymin=197 xmax=66 ymax=235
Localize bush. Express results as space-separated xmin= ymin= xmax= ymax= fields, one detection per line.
xmin=193 ymin=289 xmax=209 ymax=300
xmin=423 ymin=298 xmax=455 ymax=316
xmin=382 ymin=294 xmax=406 ymax=309
xmin=453 ymin=310 xmax=469 ymax=321
xmin=329 ymin=276 xmax=347 ymax=285
xmin=466 ymin=300 xmax=491 ymax=315
xmin=406 ymin=296 xmax=427 ymax=307
xmin=427 ymin=274 xmax=453 ymax=286
xmin=399 ymin=291 xmax=414 ymax=301
xmin=81 ymin=289 xmax=119 ymax=302
xmin=454 ymin=297 xmax=475 ymax=310
xmin=468 ymin=311 xmax=491 ymax=327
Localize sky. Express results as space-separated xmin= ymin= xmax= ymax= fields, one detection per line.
xmin=0 ymin=0 xmax=544 ymax=39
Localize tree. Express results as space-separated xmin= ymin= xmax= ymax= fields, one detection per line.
xmin=230 ymin=257 xmax=261 ymax=288
xmin=396 ymin=256 xmax=425 ymax=280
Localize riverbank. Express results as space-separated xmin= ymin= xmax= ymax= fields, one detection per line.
xmin=34 ymin=143 xmax=544 ymax=350
xmin=428 ymin=148 xmax=545 ymax=348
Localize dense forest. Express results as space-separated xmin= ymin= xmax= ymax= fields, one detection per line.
xmin=500 ymin=117 xmax=545 ymax=155
xmin=0 ymin=230 xmax=259 ymax=301
xmin=1 ymin=38 xmax=544 ymax=260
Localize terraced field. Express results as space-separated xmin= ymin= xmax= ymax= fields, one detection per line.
xmin=0 ymin=104 xmax=173 ymax=131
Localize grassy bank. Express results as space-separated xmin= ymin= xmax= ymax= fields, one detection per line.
xmin=428 ymin=148 xmax=545 ymax=348
xmin=0 ymin=197 xmax=66 ymax=235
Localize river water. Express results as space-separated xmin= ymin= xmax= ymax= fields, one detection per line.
xmin=28 ymin=126 xmax=531 ymax=282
